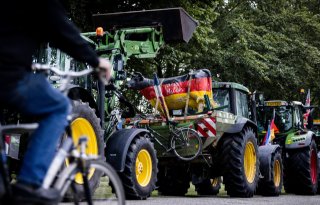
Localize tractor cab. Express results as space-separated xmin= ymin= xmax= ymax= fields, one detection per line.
xmin=212 ymin=82 xmax=252 ymax=119
xmin=256 ymin=100 xmax=313 ymax=145
xmin=257 ymin=101 xmax=306 ymax=133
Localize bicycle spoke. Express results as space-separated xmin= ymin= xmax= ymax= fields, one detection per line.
xmin=171 ymin=128 xmax=202 ymax=161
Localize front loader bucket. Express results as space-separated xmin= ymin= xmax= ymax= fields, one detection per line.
xmin=92 ymin=7 xmax=198 ymax=43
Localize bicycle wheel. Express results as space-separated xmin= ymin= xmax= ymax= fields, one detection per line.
xmin=55 ymin=160 xmax=125 ymax=205
xmin=170 ymin=128 xmax=202 ymax=161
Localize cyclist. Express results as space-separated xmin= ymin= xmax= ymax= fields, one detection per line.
xmin=0 ymin=1 xmax=111 ymax=204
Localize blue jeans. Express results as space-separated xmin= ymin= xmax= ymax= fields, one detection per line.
xmin=0 ymin=72 xmax=70 ymax=187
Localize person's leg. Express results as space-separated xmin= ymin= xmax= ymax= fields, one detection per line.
xmin=2 ymin=73 xmax=70 ymax=187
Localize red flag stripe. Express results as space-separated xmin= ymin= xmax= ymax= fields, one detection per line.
xmin=140 ymin=77 xmax=212 ymax=100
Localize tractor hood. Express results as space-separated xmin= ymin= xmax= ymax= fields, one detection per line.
xmin=92 ymin=7 xmax=198 ymax=43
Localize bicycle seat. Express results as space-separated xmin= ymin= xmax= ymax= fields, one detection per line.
xmin=0 ymin=123 xmax=38 ymax=133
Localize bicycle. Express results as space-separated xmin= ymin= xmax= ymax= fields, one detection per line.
xmin=0 ymin=64 xmax=125 ymax=205
xmin=134 ymin=118 xmax=202 ymax=161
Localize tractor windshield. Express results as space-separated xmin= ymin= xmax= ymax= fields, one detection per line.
xmin=257 ymin=106 xmax=293 ymax=133
xmin=212 ymin=89 xmax=230 ymax=112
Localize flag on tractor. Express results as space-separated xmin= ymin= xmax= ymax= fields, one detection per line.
xmin=262 ymin=118 xmax=279 ymax=145
xmin=153 ymin=73 xmax=170 ymax=121
xmin=303 ymin=89 xmax=311 ymax=128
xmin=305 ymin=89 xmax=311 ymax=107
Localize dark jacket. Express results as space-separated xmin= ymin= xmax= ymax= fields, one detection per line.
xmin=0 ymin=0 xmax=99 ymax=80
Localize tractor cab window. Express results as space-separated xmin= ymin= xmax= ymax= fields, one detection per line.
xmin=212 ymin=89 xmax=230 ymax=112
xmin=294 ymin=106 xmax=304 ymax=128
xmin=257 ymin=106 xmax=293 ymax=133
xmin=236 ymin=91 xmax=249 ymax=118
xmin=33 ymin=45 xmax=89 ymax=88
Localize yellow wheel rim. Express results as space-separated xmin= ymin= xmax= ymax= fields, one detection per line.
xmin=70 ymin=118 xmax=98 ymax=184
xmin=211 ymin=178 xmax=219 ymax=187
xmin=135 ymin=149 xmax=152 ymax=187
xmin=274 ymin=159 xmax=281 ymax=187
xmin=244 ymin=141 xmax=257 ymax=183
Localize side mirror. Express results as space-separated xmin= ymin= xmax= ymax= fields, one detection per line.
xmin=113 ymin=54 xmax=126 ymax=80
xmin=258 ymin=93 xmax=264 ymax=105
xmin=113 ymin=54 xmax=124 ymax=72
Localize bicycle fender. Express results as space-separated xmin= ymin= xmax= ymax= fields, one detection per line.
xmin=258 ymin=144 xmax=281 ymax=181
xmin=105 ymin=128 xmax=149 ymax=172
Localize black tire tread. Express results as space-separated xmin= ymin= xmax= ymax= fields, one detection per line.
xmin=119 ymin=135 xmax=158 ymax=200
xmin=284 ymin=140 xmax=318 ymax=195
xmin=257 ymin=150 xmax=283 ymax=196
xmin=65 ymin=101 xmax=104 ymax=199
xmin=219 ymin=127 xmax=259 ymax=197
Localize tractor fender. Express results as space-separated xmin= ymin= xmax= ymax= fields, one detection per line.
xmin=225 ymin=117 xmax=257 ymax=134
xmin=67 ymin=86 xmax=99 ymax=114
xmin=258 ymin=144 xmax=281 ymax=181
xmin=105 ymin=128 xmax=149 ymax=172
xmin=285 ymin=130 xmax=315 ymax=149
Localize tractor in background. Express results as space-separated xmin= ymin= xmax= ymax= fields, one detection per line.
xmin=257 ymin=100 xmax=319 ymax=194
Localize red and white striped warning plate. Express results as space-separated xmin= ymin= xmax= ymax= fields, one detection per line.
xmin=197 ymin=117 xmax=216 ymax=138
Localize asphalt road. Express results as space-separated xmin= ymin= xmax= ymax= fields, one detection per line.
xmin=61 ymin=193 xmax=320 ymax=205
xmin=126 ymin=194 xmax=320 ymax=205
xmin=60 ymin=180 xmax=320 ymax=205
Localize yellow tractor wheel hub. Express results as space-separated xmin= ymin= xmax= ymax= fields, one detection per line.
xmin=135 ymin=149 xmax=152 ymax=187
xmin=274 ymin=159 xmax=281 ymax=187
xmin=70 ymin=118 xmax=98 ymax=184
xmin=244 ymin=141 xmax=257 ymax=183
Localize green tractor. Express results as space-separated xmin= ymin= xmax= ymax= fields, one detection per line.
xmin=210 ymin=82 xmax=283 ymax=196
xmin=257 ymin=100 xmax=319 ymax=194
xmin=127 ymin=79 xmax=282 ymax=197
xmin=31 ymin=8 xmax=197 ymax=200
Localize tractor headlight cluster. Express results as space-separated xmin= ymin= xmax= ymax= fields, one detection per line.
xmin=215 ymin=111 xmax=235 ymax=121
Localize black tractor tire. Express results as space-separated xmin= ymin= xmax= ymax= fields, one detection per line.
xmin=64 ymin=101 xmax=104 ymax=200
xmin=283 ymin=155 xmax=295 ymax=194
xmin=157 ymin=164 xmax=190 ymax=196
xmin=195 ymin=177 xmax=221 ymax=196
xmin=284 ymin=140 xmax=318 ymax=195
xmin=219 ymin=127 xmax=259 ymax=197
xmin=257 ymin=150 xmax=283 ymax=196
xmin=119 ymin=135 xmax=158 ymax=200
xmin=318 ymin=151 xmax=320 ymax=194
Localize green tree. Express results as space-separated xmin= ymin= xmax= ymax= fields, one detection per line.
xmin=64 ymin=0 xmax=320 ymax=111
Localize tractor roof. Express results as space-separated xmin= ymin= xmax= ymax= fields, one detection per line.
xmin=314 ymin=119 xmax=320 ymax=125
xmin=92 ymin=7 xmax=198 ymax=43
xmin=291 ymin=101 xmax=303 ymax=106
xmin=212 ymin=82 xmax=250 ymax=93
xmin=263 ymin=100 xmax=288 ymax=107
xmin=263 ymin=101 xmax=306 ymax=108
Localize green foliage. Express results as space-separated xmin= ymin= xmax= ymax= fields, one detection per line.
xmin=65 ymin=0 xmax=320 ymax=113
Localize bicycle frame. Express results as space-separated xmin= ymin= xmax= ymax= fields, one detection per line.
xmin=140 ymin=122 xmax=192 ymax=154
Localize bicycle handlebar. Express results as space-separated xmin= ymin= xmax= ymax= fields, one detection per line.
xmin=32 ymin=63 xmax=93 ymax=78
